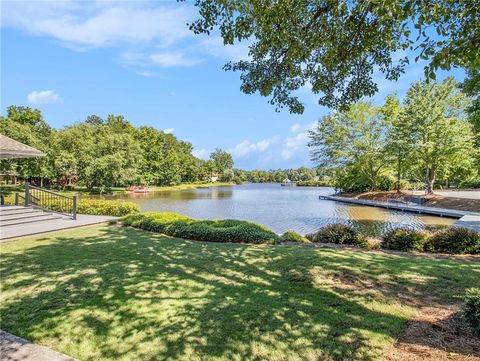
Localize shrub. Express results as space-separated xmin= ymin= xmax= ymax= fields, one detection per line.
xmin=463 ymin=288 xmax=480 ymax=336
xmin=424 ymin=224 xmax=449 ymax=233
xmin=382 ymin=228 xmax=429 ymax=252
xmin=376 ymin=175 xmax=396 ymax=191
xmin=459 ymin=178 xmax=480 ymax=189
xmin=429 ymin=227 xmax=480 ymax=254
xmin=363 ymin=237 xmax=382 ymax=250
xmin=2 ymin=193 xmax=16 ymax=206
xmin=45 ymin=198 xmax=139 ymax=217
xmin=306 ymin=224 xmax=367 ymax=247
xmin=77 ymin=198 xmax=139 ymax=216
xmin=281 ymin=230 xmax=310 ymax=243
xmin=123 ymin=212 xmax=279 ymax=244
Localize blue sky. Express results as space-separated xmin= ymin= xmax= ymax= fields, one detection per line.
xmin=0 ymin=1 xmax=466 ymax=170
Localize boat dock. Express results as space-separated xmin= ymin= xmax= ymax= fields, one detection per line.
xmin=319 ymin=195 xmax=480 ymax=231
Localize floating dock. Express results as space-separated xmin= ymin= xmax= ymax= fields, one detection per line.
xmin=319 ymin=195 xmax=480 ymax=231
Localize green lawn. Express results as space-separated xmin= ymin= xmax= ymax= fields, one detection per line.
xmin=0 ymin=226 xmax=478 ymax=361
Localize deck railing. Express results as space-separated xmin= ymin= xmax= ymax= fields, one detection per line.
xmin=16 ymin=183 xmax=77 ymax=219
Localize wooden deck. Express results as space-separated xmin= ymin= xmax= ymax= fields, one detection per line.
xmin=0 ymin=210 xmax=118 ymax=241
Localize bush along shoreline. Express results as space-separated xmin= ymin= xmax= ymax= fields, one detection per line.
xmin=121 ymin=212 xmax=480 ymax=255
xmin=123 ymin=212 xmax=279 ymax=244
xmin=3 ymin=194 xmax=139 ymax=217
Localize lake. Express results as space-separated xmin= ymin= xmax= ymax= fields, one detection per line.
xmin=99 ymin=183 xmax=455 ymax=236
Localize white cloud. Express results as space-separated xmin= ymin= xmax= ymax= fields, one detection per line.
xmin=192 ymin=148 xmax=210 ymax=160
xmin=281 ymin=132 xmax=309 ymax=160
xmin=289 ymin=121 xmax=316 ymax=134
xmin=1 ymin=1 xmax=252 ymax=75
xmin=1 ymin=2 xmax=194 ymax=49
xmin=163 ymin=128 xmax=174 ymax=134
xmin=150 ymin=52 xmax=201 ymax=67
xmin=27 ymin=90 xmax=61 ymax=104
xmin=230 ymin=137 xmax=277 ymax=158
xmin=290 ymin=123 xmax=302 ymax=133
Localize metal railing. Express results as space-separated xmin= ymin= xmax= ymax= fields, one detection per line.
xmin=16 ymin=183 xmax=77 ymax=219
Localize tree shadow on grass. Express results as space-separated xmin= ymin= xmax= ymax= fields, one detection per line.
xmin=0 ymin=226 xmax=478 ymax=361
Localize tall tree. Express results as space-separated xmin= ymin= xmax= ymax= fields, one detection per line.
xmin=190 ymin=0 xmax=479 ymax=113
xmin=0 ymin=106 xmax=55 ymax=184
xmin=461 ymin=68 xmax=480 ymax=172
xmin=398 ymin=78 xmax=475 ymax=193
xmin=309 ymin=102 xmax=390 ymax=191
xmin=210 ymin=149 xmax=234 ymax=175
xmin=157 ymin=152 xmax=181 ymax=186
xmin=382 ymin=95 xmax=410 ymax=192
xmin=55 ymin=117 xmax=141 ymax=191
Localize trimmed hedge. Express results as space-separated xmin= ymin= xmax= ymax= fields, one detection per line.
xmin=53 ymin=198 xmax=139 ymax=217
xmin=3 ymin=194 xmax=139 ymax=217
xmin=281 ymin=230 xmax=310 ymax=243
xmin=428 ymin=227 xmax=480 ymax=254
xmin=382 ymin=228 xmax=429 ymax=252
xmin=306 ymin=224 xmax=367 ymax=247
xmin=464 ymin=288 xmax=480 ymax=336
xmin=123 ymin=212 xmax=279 ymax=244
xmin=78 ymin=199 xmax=139 ymax=216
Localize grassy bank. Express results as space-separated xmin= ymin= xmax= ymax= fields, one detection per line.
xmin=147 ymin=182 xmax=234 ymax=192
xmin=1 ymin=225 xmax=478 ymax=360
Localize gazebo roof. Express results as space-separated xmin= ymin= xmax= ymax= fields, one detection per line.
xmin=0 ymin=134 xmax=46 ymax=159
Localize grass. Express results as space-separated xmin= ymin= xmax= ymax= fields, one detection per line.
xmin=0 ymin=226 xmax=479 ymax=361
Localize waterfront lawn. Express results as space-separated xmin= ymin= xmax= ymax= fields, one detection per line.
xmin=1 ymin=226 xmax=478 ymax=361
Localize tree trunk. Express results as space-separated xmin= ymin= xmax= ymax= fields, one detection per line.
xmin=425 ymin=167 xmax=436 ymax=194
xmin=396 ymin=158 xmax=401 ymax=193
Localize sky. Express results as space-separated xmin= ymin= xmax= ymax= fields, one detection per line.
xmin=0 ymin=1 xmax=466 ymax=170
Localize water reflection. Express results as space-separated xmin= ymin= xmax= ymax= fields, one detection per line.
xmin=94 ymin=183 xmax=455 ymax=236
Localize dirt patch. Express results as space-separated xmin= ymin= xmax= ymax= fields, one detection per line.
xmin=341 ymin=191 xmax=480 ymax=213
xmin=383 ymin=306 xmax=480 ymax=361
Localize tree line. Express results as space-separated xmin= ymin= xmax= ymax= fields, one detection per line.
xmin=308 ymin=77 xmax=479 ymax=193
xmin=0 ymin=107 xmax=235 ymax=192
xmin=234 ymin=167 xmax=332 ymax=184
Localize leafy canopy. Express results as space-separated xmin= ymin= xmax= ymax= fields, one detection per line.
xmin=190 ymin=0 xmax=479 ymax=113
xmin=309 ymin=102 xmax=390 ymax=190
xmin=308 ymin=78 xmax=477 ymax=193
xmin=396 ymin=77 xmax=476 ymax=192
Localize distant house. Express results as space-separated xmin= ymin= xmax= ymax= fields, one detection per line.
xmin=210 ymin=175 xmax=219 ymax=183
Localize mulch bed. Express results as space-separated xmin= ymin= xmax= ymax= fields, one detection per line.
xmin=383 ymin=306 xmax=480 ymax=361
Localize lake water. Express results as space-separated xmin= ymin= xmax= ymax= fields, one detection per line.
xmin=99 ymin=183 xmax=455 ymax=236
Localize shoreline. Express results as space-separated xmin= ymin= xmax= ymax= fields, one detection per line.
xmin=320 ymin=194 xmax=480 ymax=232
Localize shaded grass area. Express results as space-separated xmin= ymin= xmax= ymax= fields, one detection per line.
xmin=0 ymin=226 xmax=479 ymax=361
